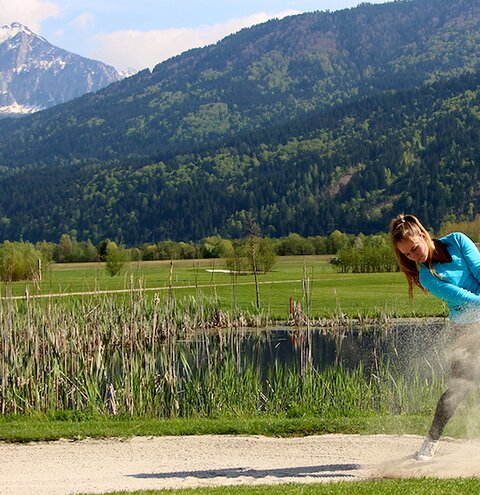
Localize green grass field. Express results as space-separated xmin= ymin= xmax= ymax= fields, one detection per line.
xmin=0 ymin=256 xmax=447 ymax=320
xmin=77 ymin=480 xmax=480 ymax=495
xmin=2 ymin=403 xmax=479 ymax=442
xmin=0 ymin=414 xmax=430 ymax=442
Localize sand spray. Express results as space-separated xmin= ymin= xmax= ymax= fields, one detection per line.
xmin=371 ymin=319 xmax=480 ymax=478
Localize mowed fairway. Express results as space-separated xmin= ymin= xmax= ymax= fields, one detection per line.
xmin=0 ymin=256 xmax=446 ymax=320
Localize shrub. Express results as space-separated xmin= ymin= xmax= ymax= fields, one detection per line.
xmin=104 ymin=241 xmax=129 ymax=277
xmin=335 ymin=244 xmax=397 ymax=273
xmin=0 ymin=241 xmax=44 ymax=282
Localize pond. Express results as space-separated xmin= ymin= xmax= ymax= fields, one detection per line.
xmin=179 ymin=318 xmax=453 ymax=378
xmin=0 ymin=307 xmax=454 ymax=417
xmin=145 ymin=318 xmax=455 ymax=418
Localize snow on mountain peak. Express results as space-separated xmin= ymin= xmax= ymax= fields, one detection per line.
xmin=0 ymin=22 xmax=45 ymax=44
xmin=0 ymin=21 xmax=125 ymax=114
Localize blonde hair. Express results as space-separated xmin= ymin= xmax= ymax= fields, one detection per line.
xmin=390 ymin=213 xmax=437 ymax=298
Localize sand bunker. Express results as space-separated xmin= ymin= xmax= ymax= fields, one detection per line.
xmin=1 ymin=434 xmax=479 ymax=495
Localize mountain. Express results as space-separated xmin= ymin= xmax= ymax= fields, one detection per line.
xmin=0 ymin=0 xmax=479 ymax=167
xmin=0 ymin=22 xmax=125 ymax=115
xmin=0 ymin=0 xmax=478 ymax=243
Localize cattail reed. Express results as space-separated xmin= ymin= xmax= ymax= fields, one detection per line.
xmin=0 ymin=282 xmax=446 ymax=419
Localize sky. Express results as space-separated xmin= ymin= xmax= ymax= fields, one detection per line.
xmin=0 ymin=0 xmax=394 ymax=72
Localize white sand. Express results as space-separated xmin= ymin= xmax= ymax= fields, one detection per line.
xmin=1 ymin=434 xmax=479 ymax=495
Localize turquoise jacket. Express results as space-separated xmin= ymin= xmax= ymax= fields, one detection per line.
xmin=419 ymin=232 xmax=480 ymax=323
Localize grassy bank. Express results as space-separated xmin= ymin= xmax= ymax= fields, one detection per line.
xmin=2 ymin=401 xmax=480 ymax=442
xmin=0 ymin=414 xmax=433 ymax=442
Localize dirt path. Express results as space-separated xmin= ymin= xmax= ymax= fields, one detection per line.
xmin=0 ymin=276 xmax=349 ymax=301
xmin=1 ymin=434 xmax=480 ymax=495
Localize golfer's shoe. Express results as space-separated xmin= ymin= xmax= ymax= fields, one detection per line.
xmin=414 ymin=436 xmax=438 ymax=461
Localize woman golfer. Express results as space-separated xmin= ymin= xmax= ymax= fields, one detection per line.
xmin=390 ymin=213 xmax=480 ymax=461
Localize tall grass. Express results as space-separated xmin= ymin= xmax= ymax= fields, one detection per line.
xmin=0 ymin=284 xmax=446 ymax=418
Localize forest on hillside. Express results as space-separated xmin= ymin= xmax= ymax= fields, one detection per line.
xmin=0 ymin=0 xmax=478 ymax=244
xmin=0 ymin=71 xmax=478 ymax=243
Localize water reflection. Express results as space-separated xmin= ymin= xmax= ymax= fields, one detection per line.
xmin=180 ymin=319 xmax=452 ymax=379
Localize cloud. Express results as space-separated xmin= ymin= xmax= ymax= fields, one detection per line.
xmin=0 ymin=0 xmax=60 ymax=32
xmin=71 ymin=12 xmax=95 ymax=29
xmin=91 ymin=10 xmax=300 ymax=71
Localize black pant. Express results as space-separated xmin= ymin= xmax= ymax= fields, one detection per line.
xmin=428 ymin=323 xmax=480 ymax=441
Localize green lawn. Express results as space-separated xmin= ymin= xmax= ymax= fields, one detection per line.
xmin=0 ymin=414 xmax=425 ymax=442
xmin=0 ymin=256 xmax=447 ymax=320
xmin=3 ymin=409 xmax=479 ymax=443
xmin=77 ymin=480 xmax=480 ymax=495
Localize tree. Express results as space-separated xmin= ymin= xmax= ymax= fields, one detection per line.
xmin=55 ymin=234 xmax=75 ymax=263
xmin=104 ymin=241 xmax=129 ymax=277
xmin=328 ymin=230 xmax=351 ymax=253
xmin=225 ymin=243 xmax=250 ymax=274
xmin=201 ymin=236 xmax=234 ymax=258
xmin=0 ymin=241 xmax=44 ymax=282
xmin=252 ymin=238 xmax=277 ymax=274
xmin=334 ymin=243 xmax=397 ymax=273
xmin=276 ymin=233 xmax=315 ymax=255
